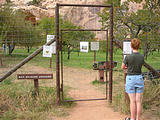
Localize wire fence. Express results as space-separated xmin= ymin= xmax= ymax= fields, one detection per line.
xmin=0 ymin=4 xmax=159 ymax=103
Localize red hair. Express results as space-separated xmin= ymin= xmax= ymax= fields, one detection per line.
xmin=131 ymin=38 xmax=140 ymax=50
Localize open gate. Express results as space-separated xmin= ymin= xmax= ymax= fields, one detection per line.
xmin=55 ymin=3 xmax=114 ymax=104
xmin=60 ymin=29 xmax=109 ymax=102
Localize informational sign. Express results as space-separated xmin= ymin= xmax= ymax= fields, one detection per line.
xmin=47 ymin=35 xmax=56 ymax=54
xmin=47 ymin=35 xmax=55 ymax=46
xmin=43 ymin=45 xmax=52 ymax=57
xmin=91 ymin=42 xmax=99 ymax=51
xmin=80 ymin=42 xmax=89 ymax=53
xmin=51 ymin=42 xmax=56 ymax=54
xmin=17 ymin=74 xmax=53 ymax=79
xmin=123 ymin=40 xmax=132 ymax=54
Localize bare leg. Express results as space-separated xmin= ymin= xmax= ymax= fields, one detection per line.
xmin=128 ymin=93 xmax=136 ymax=120
xmin=136 ymin=93 xmax=143 ymax=120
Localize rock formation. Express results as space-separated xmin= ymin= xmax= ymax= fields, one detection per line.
xmin=5 ymin=0 xmax=105 ymax=39
xmin=1 ymin=0 xmax=145 ymax=39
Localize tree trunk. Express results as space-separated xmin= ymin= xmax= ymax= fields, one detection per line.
xmin=27 ymin=46 xmax=30 ymax=53
xmin=8 ymin=44 xmax=15 ymax=55
xmin=0 ymin=55 xmax=2 ymax=67
xmin=67 ymin=46 xmax=70 ymax=60
xmin=144 ymin=33 xmax=148 ymax=60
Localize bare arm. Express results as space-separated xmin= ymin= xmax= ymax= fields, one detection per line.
xmin=121 ymin=62 xmax=128 ymax=70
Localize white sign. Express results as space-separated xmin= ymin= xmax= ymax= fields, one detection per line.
xmin=123 ymin=41 xmax=132 ymax=54
xmin=43 ymin=45 xmax=52 ymax=57
xmin=47 ymin=35 xmax=56 ymax=54
xmin=80 ymin=42 xmax=89 ymax=53
xmin=51 ymin=42 xmax=56 ymax=54
xmin=47 ymin=35 xmax=55 ymax=46
xmin=91 ymin=42 xmax=99 ymax=51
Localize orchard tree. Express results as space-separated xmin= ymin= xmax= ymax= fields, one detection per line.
xmin=100 ymin=0 xmax=160 ymax=55
xmin=0 ymin=5 xmax=43 ymax=55
xmin=38 ymin=17 xmax=95 ymax=59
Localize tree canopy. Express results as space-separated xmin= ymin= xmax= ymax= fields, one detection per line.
xmin=100 ymin=0 xmax=160 ymax=53
xmin=0 ymin=5 xmax=43 ymax=54
xmin=38 ymin=17 xmax=95 ymax=59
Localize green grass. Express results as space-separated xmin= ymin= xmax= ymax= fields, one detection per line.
xmin=0 ymin=78 xmax=73 ymax=120
xmin=0 ymin=47 xmax=159 ymax=119
xmin=1 ymin=47 xmax=159 ymax=71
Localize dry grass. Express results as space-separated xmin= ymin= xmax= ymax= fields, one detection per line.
xmin=111 ymin=71 xmax=160 ymax=119
xmin=0 ymin=78 xmax=73 ymax=120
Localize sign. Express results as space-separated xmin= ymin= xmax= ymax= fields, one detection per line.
xmin=47 ymin=35 xmax=55 ymax=46
xmin=47 ymin=35 xmax=56 ymax=54
xmin=43 ymin=45 xmax=52 ymax=57
xmin=91 ymin=42 xmax=99 ymax=51
xmin=80 ymin=42 xmax=89 ymax=53
xmin=51 ymin=41 xmax=56 ymax=54
xmin=123 ymin=40 xmax=132 ymax=54
xmin=17 ymin=74 xmax=53 ymax=79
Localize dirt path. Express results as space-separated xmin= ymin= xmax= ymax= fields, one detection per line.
xmin=57 ymin=67 xmax=125 ymax=120
xmin=1 ymin=64 xmax=126 ymax=120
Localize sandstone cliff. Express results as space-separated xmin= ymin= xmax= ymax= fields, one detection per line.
xmin=2 ymin=0 xmax=105 ymax=39
xmin=1 ymin=0 xmax=145 ymax=40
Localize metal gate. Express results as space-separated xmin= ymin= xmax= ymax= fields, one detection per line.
xmin=55 ymin=3 xmax=114 ymax=104
xmin=60 ymin=29 xmax=109 ymax=102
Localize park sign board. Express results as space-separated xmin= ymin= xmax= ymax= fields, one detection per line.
xmin=43 ymin=45 xmax=52 ymax=57
xmin=123 ymin=39 xmax=132 ymax=59
xmin=123 ymin=39 xmax=132 ymax=54
xmin=47 ymin=35 xmax=55 ymax=46
xmin=91 ymin=42 xmax=99 ymax=51
xmin=47 ymin=35 xmax=56 ymax=54
xmin=17 ymin=74 xmax=53 ymax=79
xmin=80 ymin=42 xmax=89 ymax=53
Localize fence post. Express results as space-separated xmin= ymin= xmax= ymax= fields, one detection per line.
xmin=55 ymin=3 xmax=61 ymax=105
xmin=34 ymin=79 xmax=39 ymax=95
xmin=106 ymin=29 xmax=108 ymax=99
xmin=109 ymin=6 xmax=113 ymax=103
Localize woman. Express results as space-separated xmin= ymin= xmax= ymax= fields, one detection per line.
xmin=121 ymin=38 xmax=144 ymax=120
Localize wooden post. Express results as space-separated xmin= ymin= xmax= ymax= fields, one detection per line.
xmin=94 ymin=51 xmax=96 ymax=62
xmin=17 ymin=74 xmax=53 ymax=96
xmin=55 ymin=3 xmax=61 ymax=105
xmin=50 ymin=57 xmax=52 ymax=68
xmin=34 ymin=79 xmax=39 ymax=95
xmin=99 ymin=70 xmax=104 ymax=82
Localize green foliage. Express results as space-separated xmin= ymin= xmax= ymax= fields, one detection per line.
xmin=92 ymin=79 xmax=105 ymax=85
xmin=38 ymin=17 xmax=95 ymax=53
xmin=1 ymin=78 xmax=12 ymax=85
xmin=105 ymin=0 xmax=121 ymax=7
xmin=38 ymin=17 xmax=55 ymax=35
xmin=0 ymin=5 xmax=43 ymax=54
xmin=100 ymin=0 xmax=160 ymax=56
xmin=27 ymin=0 xmax=42 ymax=5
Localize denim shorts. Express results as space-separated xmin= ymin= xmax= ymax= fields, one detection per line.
xmin=125 ymin=75 xmax=144 ymax=93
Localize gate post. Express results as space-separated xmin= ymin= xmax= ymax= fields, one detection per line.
xmin=109 ymin=6 xmax=113 ymax=103
xmin=34 ymin=79 xmax=39 ymax=95
xmin=55 ymin=3 xmax=61 ymax=105
xmin=105 ymin=29 xmax=108 ymax=99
